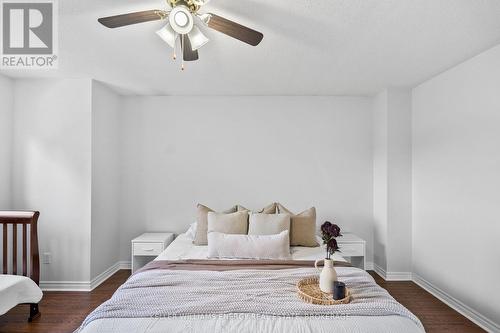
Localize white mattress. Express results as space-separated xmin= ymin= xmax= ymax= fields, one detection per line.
xmin=0 ymin=275 xmax=43 ymax=315
xmin=80 ymin=233 xmax=424 ymax=333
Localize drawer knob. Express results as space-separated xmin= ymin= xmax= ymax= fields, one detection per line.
xmin=142 ymin=248 xmax=154 ymax=251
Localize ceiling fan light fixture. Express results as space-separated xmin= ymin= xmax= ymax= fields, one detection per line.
xmin=98 ymin=3 xmax=264 ymax=68
xmin=168 ymin=6 xmax=194 ymax=34
xmin=188 ymin=25 xmax=209 ymax=50
xmin=156 ymin=23 xmax=178 ymax=48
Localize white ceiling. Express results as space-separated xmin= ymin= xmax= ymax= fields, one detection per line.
xmin=3 ymin=0 xmax=500 ymax=95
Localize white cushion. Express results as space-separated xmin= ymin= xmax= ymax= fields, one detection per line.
xmin=248 ymin=213 xmax=290 ymax=235
xmin=0 ymin=275 xmax=43 ymax=315
xmin=207 ymin=231 xmax=291 ymax=259
xmin=185 ymin=221 xmax=197 ymax=240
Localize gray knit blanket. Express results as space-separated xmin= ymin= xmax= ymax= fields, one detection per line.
xmin=79 ymin=265 xmax=423 ymax=331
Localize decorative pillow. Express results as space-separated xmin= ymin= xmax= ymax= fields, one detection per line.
xmin=237 ymin=202 xmax=277 ymax=214
xmin=207 ymin=231 xmax=291 ymax=259
xmin=277 ymin=204 xmax=318 ymax=247
xmin=185 ymin=221 xmax=197 ymax=240
xmin=237 ymin=204 xmax=249 ymax=212
xmin=194 ymin=204 xmax=237 ymax=245
xmin=207 ymin=211 xmax=248 ymax=235
xmin=260 ymin=202 xmax=277 ymax=214
xmin=248 ymin=213 xmax=290 ymax=235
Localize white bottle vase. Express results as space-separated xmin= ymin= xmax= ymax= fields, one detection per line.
xmin=314 ymin=258 xmax=338 ymax=293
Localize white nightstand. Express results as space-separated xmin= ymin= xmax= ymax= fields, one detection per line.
xmin=131 ymin=233 xmax=175 ymax=273
xmin=337 ymin=233 xmax=366 ymax=270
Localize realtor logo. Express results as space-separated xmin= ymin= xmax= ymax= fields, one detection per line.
xmin=1 ymin=0 xmax=58 ymax=68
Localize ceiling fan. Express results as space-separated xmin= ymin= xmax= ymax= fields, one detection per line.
xmin=98 ymin=0 xmax=264 ymax=70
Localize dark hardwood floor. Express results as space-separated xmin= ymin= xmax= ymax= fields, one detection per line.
xmin=370 ymin=272 xmax=485 ymax=333
xmin=0 ymin=270 xmax=130 ymax=333
xmin=0 ymin=270 xmax=485 ymax=333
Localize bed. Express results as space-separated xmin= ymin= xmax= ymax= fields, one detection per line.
xmin=78 ymin=232 xmax=424 ymax=333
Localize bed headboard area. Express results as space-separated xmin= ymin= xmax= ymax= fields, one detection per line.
xmin=0 ymin=211 xmax=40 ymax=285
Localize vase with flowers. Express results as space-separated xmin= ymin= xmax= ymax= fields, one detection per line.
xmin=315 ymin=221 xmax=342 ymax=293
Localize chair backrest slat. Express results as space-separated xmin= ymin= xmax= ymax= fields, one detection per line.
xmin=23 ymin=223 xmax=27 ymax=276
xmin=2 ymin=223 xmax=6 ymax=274
xmin=12 ymin=224 xmax=17 ymax=275
xmin=0 ymin=211 xmax=40 ymax=285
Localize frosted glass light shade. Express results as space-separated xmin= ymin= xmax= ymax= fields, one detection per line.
xmin=198 ymin=13 xmax=211 ymax=25
xmin=188 ymin=25 xmax=209 ymax=50
xmin=156 ymin=23 xmax=178 ymax=49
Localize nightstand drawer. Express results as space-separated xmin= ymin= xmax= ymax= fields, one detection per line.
xmin=133 ymin=242 xmax=164 ymax=256
xmin=339 ymin=243 xmax=364 ymax=257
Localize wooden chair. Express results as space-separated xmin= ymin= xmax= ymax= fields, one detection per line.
xmin=0 ymin=211 xmax=41 ymax=322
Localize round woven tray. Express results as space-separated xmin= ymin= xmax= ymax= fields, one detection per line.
xmin=297 ymin=277 xmax=351 ymax=305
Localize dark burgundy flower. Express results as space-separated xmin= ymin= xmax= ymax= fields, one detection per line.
xmin=327 ymin=238 xmax=339 ymax=253
xmin=321 ymin=221 xmax=332 ymax=234
xmin=328 ymin=224 xmax=341 ymax=238
xmin=320 ymin=221 xmax=341 ymax=258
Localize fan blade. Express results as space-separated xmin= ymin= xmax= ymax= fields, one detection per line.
xmin=181 ymin=35 xmax=199 ymax=61
xmin=98 ymin=10 xmax=166 ymax=28
xmin=206 ymin=13 xmax=263 ymax=46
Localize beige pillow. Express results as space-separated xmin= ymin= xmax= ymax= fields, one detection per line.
xmin=260 ymin=202 xmax=277 ymax=214
xmin=237 ymin=203 xmax=277 ymax=214
xmin=248 ymin=213 xmax=290 ymax=235
xmin=277 ymin=204 xmax=318 ymax=247
xmin=207 ymin=211 xmax=248 ymax=235
xmin=194 ymin=204 xmax=237 ymax=245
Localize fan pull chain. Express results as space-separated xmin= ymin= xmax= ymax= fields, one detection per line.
xmin=172 ymin=36 xmax=177 ymax=60
xmin=181 ymin=35 xmax=185 ymax=71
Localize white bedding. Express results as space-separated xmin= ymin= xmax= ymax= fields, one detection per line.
xmin=155 ymin=233 xmax=347 ymax=262
xmin=80 ymin=233 xmax=424 ymax=333
xmin=0 ymin=275 xmax=43 ymax=315
xmin=82 ymin=313 xmax=422 ymax=333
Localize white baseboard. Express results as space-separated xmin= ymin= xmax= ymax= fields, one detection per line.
xmin=40 ymin=261 xmax=128 ymax=292
xmin=372 ymin=263 xmax=412 ymax=281
xmin=89 ymin=262 xmax=121 ymax=290
xmin=386 ymin=271 xmax=412 ymax=281
xmin=413 ymin=274 xmax=499 ymax=333
xmin=39 ymin=280 xmax=92 ymax=291
xmin=119 ymin=261 xmax=131 ymax=270
xmin=373 ymin=263 xmax=386 ymax=279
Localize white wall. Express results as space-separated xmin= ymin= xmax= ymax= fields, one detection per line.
xmin=0 ymin=75 xmax=13 ymax=208
xmin=90 ymin=81 xmax=121 ymax=279
xmin=413 ymin=44 xmax=500 ymax=327
xmin=372 ymin=91 xmax=388 ymax=271
xmin=386 ymin=89 xmax=412 ymax=274
xmin=11 ymin=78 xmax=93 ymax=282
xmin=372 ymin=89 xmax=412 ymax=275
xmin=119 ymin=96 xmax=374 ymax=262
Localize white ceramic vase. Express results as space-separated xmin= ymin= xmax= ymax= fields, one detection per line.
xmin=314 ymin=258 xmax=338 ymax=293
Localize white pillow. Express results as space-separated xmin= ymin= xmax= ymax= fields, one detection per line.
xmin=207 ymin=230 xmax=291 ymax=260
xmin=185 ymin=221 xmax=197 ymax=240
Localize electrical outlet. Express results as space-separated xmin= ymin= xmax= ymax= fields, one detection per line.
xmin=43 ymin=252 xmax=51 ymax=264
